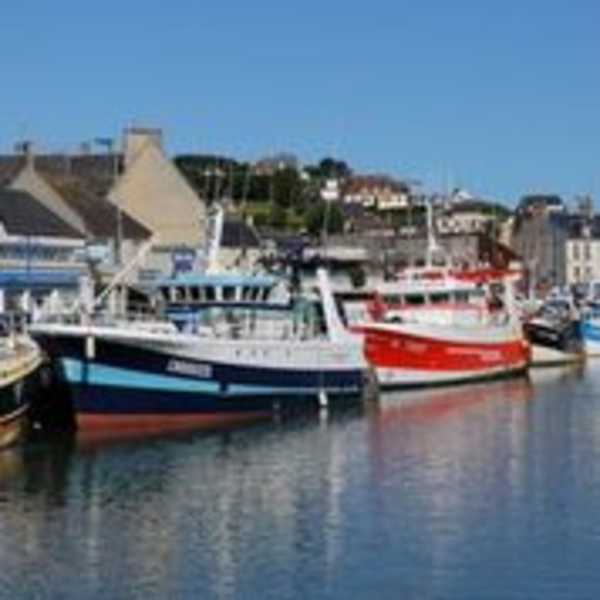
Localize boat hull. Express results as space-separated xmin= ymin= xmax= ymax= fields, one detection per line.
xmin=0 ymin=339 xmax=42 ymax=448
xmin=524 ymin=318 xmax=583 ymax=366
xmin=580 ymin=320 xmax=600 ymax=356
xmin=354 ymin=321 xmax=530 ymax=389
xmin=529 ymin=344 xmax=582 ymax=367
xmin=31 ymin=324 xmax=369 ymax=431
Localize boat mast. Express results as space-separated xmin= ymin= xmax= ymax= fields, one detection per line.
xmin=425 ymin=196 xmax=441 ymax=267
xmin=204 ymin=202 xmax=225 ymax=273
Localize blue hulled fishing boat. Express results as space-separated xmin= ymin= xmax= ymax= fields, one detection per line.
xmin=29 ymin=267 xmax=372 ymax=434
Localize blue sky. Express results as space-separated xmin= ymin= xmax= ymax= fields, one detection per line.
xmin=2 ymin=0 xmax=600 ymax=203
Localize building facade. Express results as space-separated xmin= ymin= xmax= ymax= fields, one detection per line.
xmin=0 ymin=186 xmax=86 ymax=316
xmin=113 ymin=127 xmax=208 ymax=272
xmin=511 ymin=194 xmax=569 ymax=293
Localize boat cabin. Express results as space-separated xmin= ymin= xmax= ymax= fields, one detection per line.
xmin=155 ymin=272 xmax=287 ymax=308
xmin=153 ymin=272 xmax=290 ymax=321
xmin=148 ymin=270 xmax=333 ymax=339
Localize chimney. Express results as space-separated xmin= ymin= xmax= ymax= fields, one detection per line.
xmin=123 ymin=126 xmax=163 ymax=167
xmin=15 ymin=140 xmax=35 ymax=169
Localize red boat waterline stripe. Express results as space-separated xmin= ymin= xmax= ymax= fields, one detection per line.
xmin=77 ymin=411 xmax=270 ymax=433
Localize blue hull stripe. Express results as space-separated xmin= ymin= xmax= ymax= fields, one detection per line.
xmin=61 ymin=358 xmax=363 ymax=398
xmin=62 ymin=358 xmax=221 ymax=393
xmin=581 ymin=322 xmax=600 ymax=342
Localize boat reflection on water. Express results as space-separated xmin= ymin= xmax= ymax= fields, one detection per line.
xmin=0 ymin=364 xmax=596 ymax=599
xmin=0 ymin=444 xmax=26 ymax=482
xmin=370 ymin=361 xmax=587 ymax=430
xmin=528 ymin=361 xmax=586 ymax=387
xmin=373 ymin=375 xmax=535 ymax=424
xmin=72 ymin=412 xmax=271 ymax=451
xmin=0 ymin=408 xmax=373 ymax=600
xmin=70 ymin=395 xmax=371 ymax=451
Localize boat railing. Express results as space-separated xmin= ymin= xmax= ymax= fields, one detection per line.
xmin=32 ymin=292 xmax=334 ymax=342
xmin=32 ymin=300 xmax=167 ymax=328
xmin=170 ymin=301 xmax=329 ymax=342
xmin=486 ymin=310 xmax=511 ymax=327
xmin=0 ymin=311 xmax=31 ymax=335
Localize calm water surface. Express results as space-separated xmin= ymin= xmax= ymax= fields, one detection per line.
xmin=2 ymin=363 xmax=600 ymax=599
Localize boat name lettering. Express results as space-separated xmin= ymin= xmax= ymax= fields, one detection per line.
xmin=167 ymin=359 xmax=212 ymax=378
xmin=446 ymin=347 xmax=502 ymax=361
xmin=405 ymin=342 xmax=428 ymax=354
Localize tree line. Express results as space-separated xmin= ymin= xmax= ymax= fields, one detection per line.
xmin=174 ymin=154 xmax=350 ymax=236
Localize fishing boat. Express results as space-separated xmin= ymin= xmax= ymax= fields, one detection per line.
xmin=354 ymin=194 xmax=530 ymax=386
xmin=29 ymin=267 xmax=372 ymax=434
xmin=579 ymin=300 xmax=600 ymax=356
xmin=345 ymin=264 xmax=530 ymax=389
xmin=523 ymin=297 xmax=583 ymax=366
xmin=0 ymin=331 xmax=42 ymax=448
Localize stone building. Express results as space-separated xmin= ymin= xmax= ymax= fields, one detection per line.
xmin=511 ymin=194 xmax=569 ymax=293
xmin=112 ymin=127 xmax=208 ymax=270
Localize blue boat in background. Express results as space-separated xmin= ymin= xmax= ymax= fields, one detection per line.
xmin=580 ymin=301 xmax=600 ymax=356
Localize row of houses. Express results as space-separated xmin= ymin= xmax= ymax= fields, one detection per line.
xmin=0 ymin=128 xmax=265 ymax=314
xmin=324 ymin=181 xmax=600 ymax=296
xmin=0 ymin=127 xmax=598 ymax=311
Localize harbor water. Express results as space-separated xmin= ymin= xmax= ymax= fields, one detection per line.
xmin=2 ymin=363 xmax=600 ymax=599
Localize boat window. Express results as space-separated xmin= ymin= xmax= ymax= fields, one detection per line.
xmin=383 ymin=294 xmax=402 ymax=305
xmin=205 ymin=286 xmax=216 ymax=302
xmin=405 ymin=294 xmax=426 ymax=306
xmin=223 ymin=286 xmax=236 ymax=301
xmin=430 ymin=293 xmax=450 ymax=304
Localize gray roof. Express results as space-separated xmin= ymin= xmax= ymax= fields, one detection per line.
xmin=35 ymin=154 xmax=121 ymax=198
xmin=39 ymin=170 xmax=150 ymax=240
xmin=0 ymin=153 xmax=150 ymax=240
xmin=0 ymin=157 xmax=22 ymax=186
xmin=0 ymin=187 xmax=82 ymax=238
xmin=221 ymin=218 xmax=261 ymax=249
xmin=0 ymin=153 xmax=120 ymax=196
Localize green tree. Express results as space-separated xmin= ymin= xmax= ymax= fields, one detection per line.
xmin=269 ymin=203 xmax=289 ymax=230
xmin=305 ymin=201 xmax=345 ymax=237
xmin=305 ymin=157 xmax=352 ymax=180
xmin=175 ymin=154 xmax=241 ymax=201
xmin=271 ymin=167 xmax=303 ymax=210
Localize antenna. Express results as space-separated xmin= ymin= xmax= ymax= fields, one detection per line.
xmin=425 ymin=196 xmax=441 ymax=266
xmin=204 ymin=202 xmax=225 ymax=272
